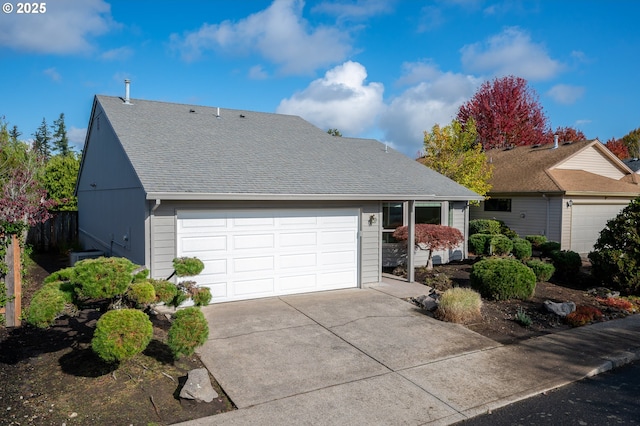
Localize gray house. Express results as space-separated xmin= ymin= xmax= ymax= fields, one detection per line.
xmin=77 ymin=92 xmax=481 ymax=303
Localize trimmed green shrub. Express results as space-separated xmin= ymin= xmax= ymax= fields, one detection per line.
xmin=72 ymin=257 xmax=139 ymax=299
xmin=589 ymin=198 xmax=640 ymax=295
xmin=489 ymin=235 xmax=513 ymax=256
xmin=549 ymin=250 xmax=582 ymax=280
xmin=44 ymin=267 xmax=75 ymax=284
xmin=192 ymin=287 xmax=212 ymax=306
xmin=127 ymin=281 xmax=156 ymax=306
xmin=496 ymin=220 xmax=518 ymax=239
xmin=150 ymin=279 xmax=178 ymax=304
xmin=435 ymin=287 xmax=482 ymax=324
xmin=512 ymin=238 xmax=532 ymax=260
xmin=92 ymin=309 xmax=153 ymax=363
xmin=525 ymin=235 xmax=548 ymax=249
xmin=469 ymin=219 xmax=501 ymax=236
xmin=469 ymin=233 xmax=491 ymax=255
xmin=470 ymin=258 xmax=537 ymax=300
xmin=167 ymin=307 xmax=209 ymax=358
xmin=26 ymin=281 xmax=75 ymax=328
xmin=173 ymin=257 xmax=205 ymax=277
xmin=526 ymin=259 xmax=555 ymax=282
xmin=540 ymin=241 xmax=561 ymax=258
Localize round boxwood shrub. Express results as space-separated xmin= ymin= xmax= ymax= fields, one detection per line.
xmin=470 ymin=258 xmax=537 ymax=301
xmin=192 ymin=287 xmax=212 ymax=306
xmin=167 ymin=307 xmax=209 ymax=358
xmin=525 ymin=259 xmax=555 ymax=282
xmin=549 ymin=250 xmax=581 ymax=280
xmin=72 ymin=257 xmax=139 ymax=299
xmin=26 ymin=281 xmax=75 ymax=328
xmin=540 ymin=241 xmax=561 ymax=258
xmin=525 ymin=235 xmax=548 ymax=250
xmin=489 ymin=235 xmax=513 ymax=256
xmin=127 ymin=281 xmax=156 ymax=306
xmin=173 ymin=257 xmax=205 ymax=277
xmin=469 ymin=234 xmax=491 ymax=255
xmin=469 ymin=219 xmax=501 ymax=236
xmin=92 ymin=309 xmax=153 ymax=363
xmin=150 ymin=279 xmax=178 ymax=304
xmin=512 ymin=238 xmax=532 ymax=260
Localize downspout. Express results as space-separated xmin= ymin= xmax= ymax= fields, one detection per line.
xmin=147 ymin=199 xmax=161 ymax=277
xmin=407 ymin=200 xmax=415 ymax=283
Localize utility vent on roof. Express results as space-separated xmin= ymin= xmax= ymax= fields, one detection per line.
xmin=239 ymin=114 xmax=246 ymax=118
xmin=189 ymin=109 xmax=196 ymax=113
xmin=563 ymin=141 xmax=573 ymax=145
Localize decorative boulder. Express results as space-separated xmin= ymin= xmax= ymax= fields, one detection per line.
xmin=412 ymin=290 xmax=440 ymax=311
xmin=179 ymin=368 xmax=218 ymax=403
xmin=544 ymin=300 xmax=576 ymax=317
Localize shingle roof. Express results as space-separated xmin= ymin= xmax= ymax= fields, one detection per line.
xmin=486 ymin=139 xmax=640 ymax=195
xmin=94 ymin=95 xmax=481 ymax=201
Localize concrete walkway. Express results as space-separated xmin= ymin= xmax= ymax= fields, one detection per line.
xmin=176 ymin=281 xmax=640 ymax=425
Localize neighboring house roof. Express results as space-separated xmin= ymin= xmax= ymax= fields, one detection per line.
xmin=88 ymin=95 xmax=481 ymax=202
xmin=486 ymin=139 xmax=640 ymax=195
xmin=623 ymin=158 xmax=640 ymax=173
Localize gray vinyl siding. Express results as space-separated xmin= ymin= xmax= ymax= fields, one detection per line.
xmin=77 ymin=103 xmax=146 ymax=264
xmin=470 ymin=195 xmax=562 ymax=241
xmin=149 ymin=200 xmax=381 ymax=285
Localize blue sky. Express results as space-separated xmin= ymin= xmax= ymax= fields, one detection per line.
xmin=1 ymin=0 xmax=639 ymax=157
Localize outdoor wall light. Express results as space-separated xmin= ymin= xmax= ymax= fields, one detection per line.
xmin=567 ymin=200 xmax=573 ymax=208
xmin=368 ymin=214 xmax=377 ymax=225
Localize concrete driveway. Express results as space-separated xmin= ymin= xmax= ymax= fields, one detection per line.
xmin=193 ymin=281 xmax=500 ymax=424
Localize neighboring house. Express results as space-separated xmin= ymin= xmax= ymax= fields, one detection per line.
xmin=76 ymin=92 xmax=481 ymax=303
xmin=623 ymin=158 xmax=640 ymax=173
xmin=470 ymin=139 xmax=640 ymax=254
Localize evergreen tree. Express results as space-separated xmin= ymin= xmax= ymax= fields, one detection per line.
xmin=32 ymin=117 xmax=51 ymax=159
xmin=52 ymin=113 xmax=71 ymax=156
xmin=9 ymin=125 xmax=21 ymax=142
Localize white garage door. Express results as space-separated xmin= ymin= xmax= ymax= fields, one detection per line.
xmin=177 ymin=208 xmax=359 ymax=303
xmin=571 ymin=204 xmax=626 ymax=253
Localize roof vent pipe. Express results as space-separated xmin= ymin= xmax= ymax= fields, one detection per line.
xmin=124 ymin=79 xmax=131 ymax=104
xmin=553 ymin=134 xmax=558 ymax=149
xmin=216 ymin=107 xmax=220 ymax=117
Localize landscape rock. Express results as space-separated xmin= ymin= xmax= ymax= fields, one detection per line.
xmin=588 ymin=287 xmax=620 ymax=298
xmin=179 ymin=368 xmax=218 ymax=403
xmin=544 ymin=300 xmax=576 ymax=317
xmin=412 ymin=290 xmax=440 ymax=311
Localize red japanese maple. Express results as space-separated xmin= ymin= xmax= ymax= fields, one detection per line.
xmin=393 ymin=224 xmax=464 ymax=269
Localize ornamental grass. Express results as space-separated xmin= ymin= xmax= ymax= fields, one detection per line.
xmin=435 ymin=287 xmax=483 ymax=324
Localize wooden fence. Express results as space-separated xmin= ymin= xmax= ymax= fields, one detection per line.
xmin=27 ymin=211 xmax=79 ymax=252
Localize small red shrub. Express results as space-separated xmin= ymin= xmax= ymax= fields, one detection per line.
xmin=565 ymin=305 xmax=603 ymax=327
xmin=596 ymin=297 xmax=634 ymax=312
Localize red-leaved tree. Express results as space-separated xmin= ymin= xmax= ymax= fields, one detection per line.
xmin=605 ymin=138 xmax=630 ymax=160
xmin=392 ymin=224 xmax=464 ymax=270
xmin=553 ymin=126 xmax=587 ymax=143
xmin=457 ymin=76 xmax=550 ymax=150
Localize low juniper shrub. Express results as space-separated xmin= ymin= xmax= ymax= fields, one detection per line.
xmin=72 ymin=257 xmax=139 ymax=299
xmin=549 ymin=250 xmax=582 ymax=280
xmin=469 ymin=219 xmax=501 ymax=236
xmin=470 ymin=258 xmax=537 ymax=301
xmin=192 ymin=286 xmax=212 ymax=306
xmin=173 ymin=257 xmax=205 ymax=277
xmin=92 ymin=308 xmax=153 ymax=363
xmin=489 ymin=235 xmax=513 ymax=256
xmin=127 ymin=281 xmax=156 ymax=306
xmin=525 ymin=259 xmax=556 ymax=282
xmin=469 ymin=233 xmax=491 ymax=256
xmin=167 ymin=307 xmax=209 ymax=358
xmin=150 ymin=279 xmax=178 ymax=304
xmin=512 ymin=238 xmax=532 ymax=260
xmin=525 ymin=235 xmax=548 ymax=250
xmin=26 ymin=281 xmax=75 ymax=328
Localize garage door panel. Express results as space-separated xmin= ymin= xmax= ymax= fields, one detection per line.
xmin=233 ymin=233 xmax=275 ymax=250
xmin=280 ymin=253 xmax=317 ymax=269
xmin=279 ymin=232 xmax=317 ymax=247
xmin=177 ymin=208 xmax=359 ymax=303
xmin=233 ymin=278 xmax=275 ymax=296
xmin=571 ymin=204 xmax=626 ymax=253
xmin=233 ymin=256 xmax=274 ymax=273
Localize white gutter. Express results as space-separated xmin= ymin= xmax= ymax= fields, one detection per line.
xmin=145 ymin=192 xmax=483 ymax=202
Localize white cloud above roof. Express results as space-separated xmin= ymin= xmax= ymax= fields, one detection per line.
xmin=547 ymin=84 xmax=585 ymax=105
xmin=170 ymin=0 xmax=352 ymax=75
xmin=0 ymin=0 xmax=116 ymax=54
xmin=276 ymin=61 xmax=384 ymax=134
xmin=460 ymin=27 xmax=564 ymax=81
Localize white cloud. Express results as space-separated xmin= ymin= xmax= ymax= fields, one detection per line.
xmin=101 ymin=46 xmax=134 ymax=61
xmin=311 ymin=0 xmax=394 ymax=20
xmin=170 ymin=0 xmax=352 ymax=75
xmin=43 ymin=67 xmax=61 ymax=82
xmin=460 ymin=27 xmax=564 ymax=81
xmin=379 ymin=66 xmax=480 ymax=156
xmin=248 ymin=65 xmax=269 ymax=80
xmin=0 ymin=0 xmax=117 ymax=54
xmin=276 ymin=61 xmax=384 ymax=134
xmin=547 ymin=84 xmax=585 ymax=105
xmin=68 ymin=126 xmax=87 ymax=150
